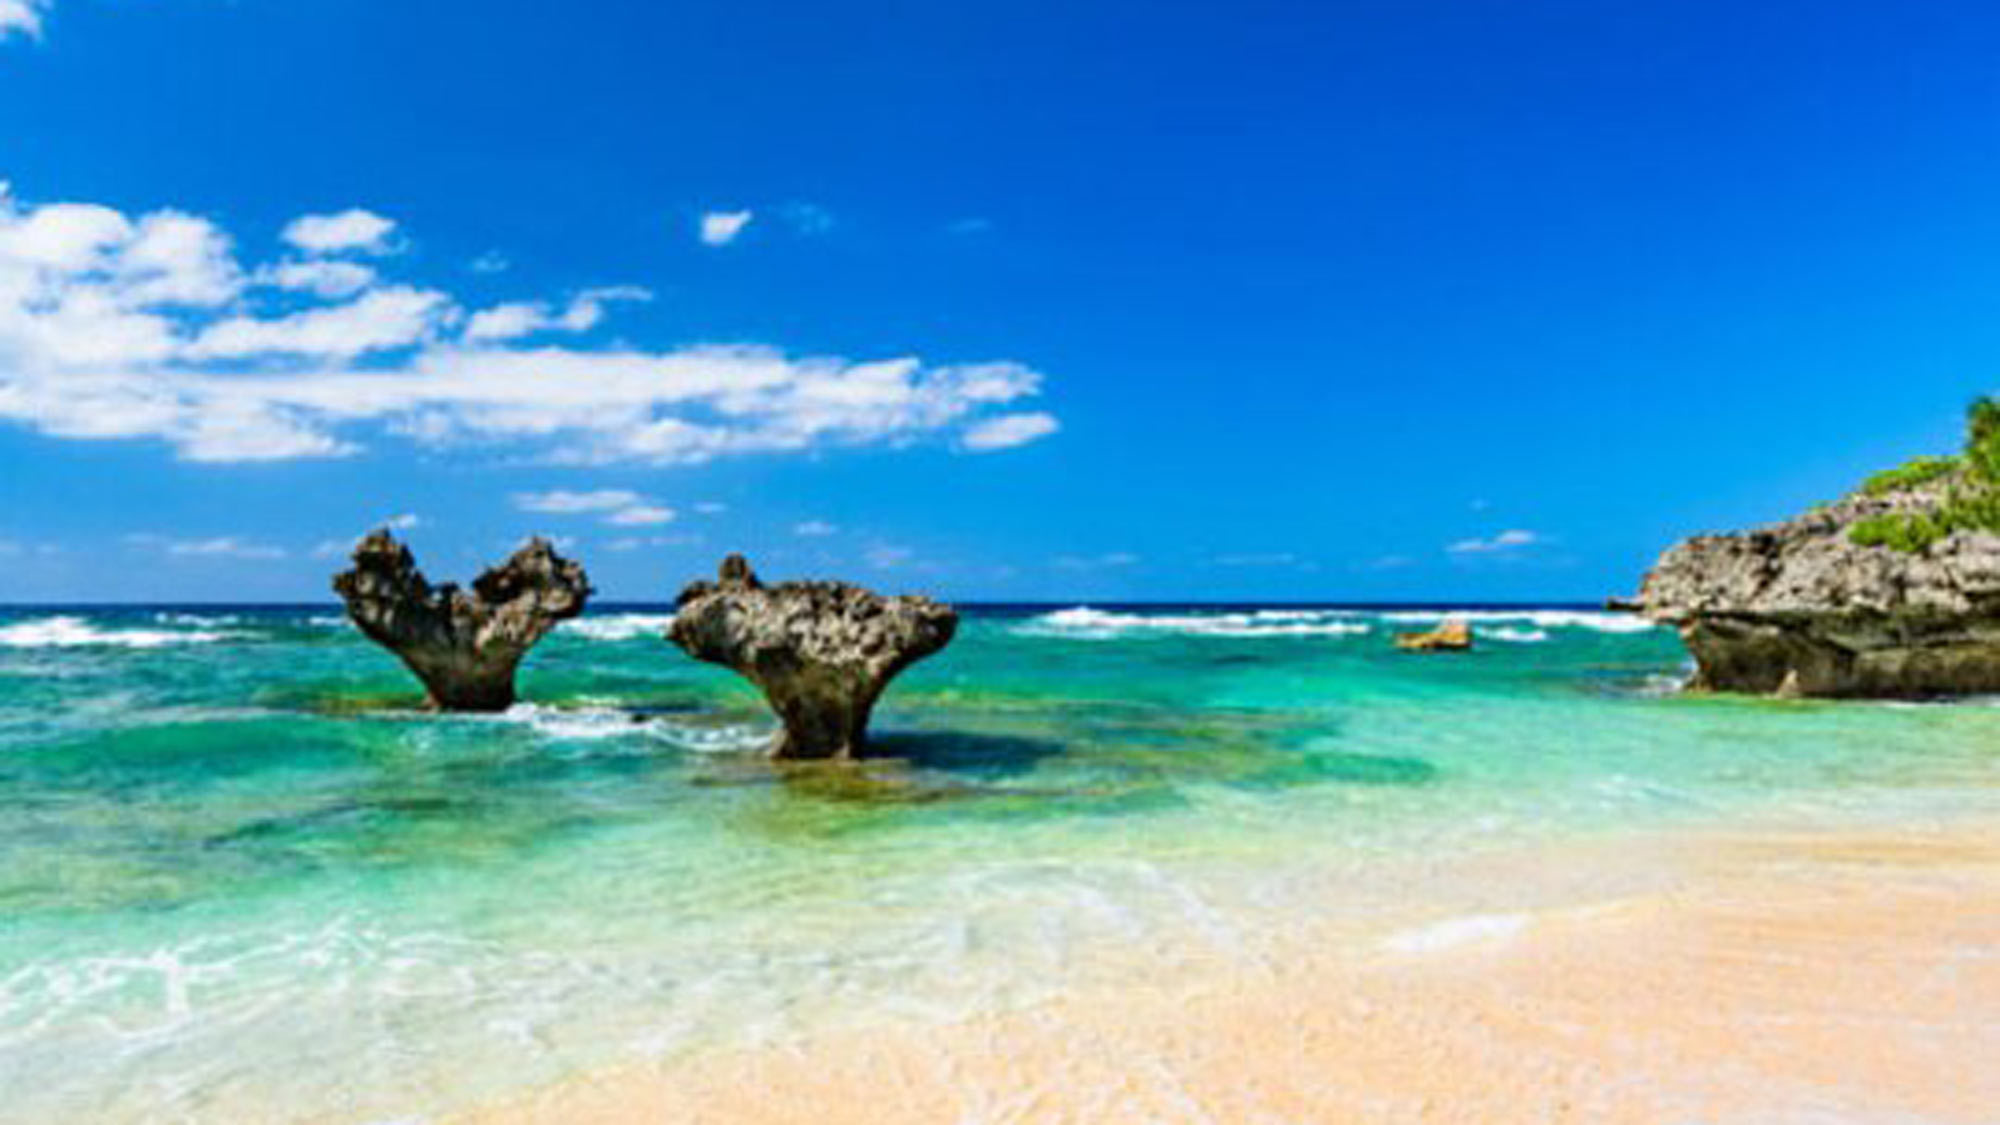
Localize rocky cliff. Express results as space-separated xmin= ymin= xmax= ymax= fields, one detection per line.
xmin=1638 ymin=477 xmax=2000 ymax=698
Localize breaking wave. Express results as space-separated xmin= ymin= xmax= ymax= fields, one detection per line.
xmin=1019 ymin=607 xmax=1373 ymax=640
xmin=0 ymin=616 xmax=246 ymax=649
xmin=1020 ymin=607 xmax=1653 ymax=641
xmin=500 ymin=704 xmax=769 ymax=752
xmin=562 ymin=614 xmax=676 ymax=642
xmin=1378 ymin=610 xmax=1656 ymax=634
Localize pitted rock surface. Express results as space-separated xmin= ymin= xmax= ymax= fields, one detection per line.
xmin=667 ymin=555 xmax=957 ymax=758
xmin=333 ymin=531 xmax=591 ymax=711
xmin=1638 ymin=484 xmax=2000 ymax=697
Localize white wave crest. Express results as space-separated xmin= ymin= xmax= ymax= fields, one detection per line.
xmin=1486 ymin=627 xmax=1549 ymax=643
xmin=0 ymin=616 xmax=245 ymax=649
xmin=562 ymin=614 xmax=676 ymax=642
xmin=153 ymin=612 xmax=247 ymax=627
xmin=501 ymin=704 xmax=768 ymax=752
xmin=1019 ymin=607 xmax=1373 ymax=640
xmin=1379 ymin=609 xmax=1656 ymax=634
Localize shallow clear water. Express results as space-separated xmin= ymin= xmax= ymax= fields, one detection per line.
xmin=1 ymin=603 xmax=1996 ymax=1121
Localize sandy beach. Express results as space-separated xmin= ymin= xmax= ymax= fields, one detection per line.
xmin=463 ymin=823 xmax=2000 ymax=1125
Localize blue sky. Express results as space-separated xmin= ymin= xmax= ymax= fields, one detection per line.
xmin=4 ymin=0 xmax=2000 ymax=603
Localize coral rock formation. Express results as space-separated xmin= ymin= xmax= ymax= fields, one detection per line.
xmin=667 ymin=555 xmax=958 ymax=759
xmin=332 ymin=531 xmax=591 ymax=711
xmin=1638 ymin=484 xmax=2000 ymax=698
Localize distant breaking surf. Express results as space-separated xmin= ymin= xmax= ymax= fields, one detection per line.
xmin=1017 ymin=606 xmax=1653 ymax=640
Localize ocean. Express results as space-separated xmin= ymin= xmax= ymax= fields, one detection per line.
xmin=2 ymin=603 xmax=1996 ymax=1121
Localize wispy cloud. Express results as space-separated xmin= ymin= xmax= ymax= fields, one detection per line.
xmin=606 ymin=533 xmax=701 ymax=552
xmin=961 ymin=411 xmax=1059 ymax=452
xmin=512 ymin=489 xmax=673 ymax=527
xmin=1446 ymin=529 xmax=1541 ymax=555
xmin=464 ymin=286 xmax=650 ymax=344
xmin=282 ymin=209 xmax=399 ymax=256
xmin=603 ymin=504 xmax=675 ymax=527
xmin=0 ymin=185 xmax=1055 ymax=465
xmin=185 ymin=286 xmax=451 ymax=362
xmin=793 ymin=520 xmax=838 ymax=537
xmin=864 ymin=544 xmax=914 ymax=569
xmin=0 ymin=0 xmax=49 ymax=42
xmin=127 ymin=534 xmax=287 ymax=560
xmin=699 ymin=210 xmax=753 ymax=246
xmin=468 ymin=251 xmax=510 ymax=274
xmin=511 ymin=489 xmax=642 ymax=515
xmin=1053 ymin=551 xmax=1138 ymax=570
xmin=258 ymin=259 xmax=377 ymax=299
xmin=1213 ymin=552 xmax=1302 ymax=567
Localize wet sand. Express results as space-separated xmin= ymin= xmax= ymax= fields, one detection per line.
xmin=461 ymin=825 xmax=2000 ymax=1124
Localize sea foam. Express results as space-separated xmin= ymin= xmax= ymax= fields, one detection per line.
xmin=562 ymin=614 xmax=677 ymax=642
xmin=0 ymin=616 xmax=244 ymax=649
xmin=1379 ymin=610 xmax=1656 ymax=634
xmin=1020 ymin=607 xmax=1373 ymax=640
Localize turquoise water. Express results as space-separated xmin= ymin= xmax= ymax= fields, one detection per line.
xmin=2 ymin=603 xmax=1997 ymax=1121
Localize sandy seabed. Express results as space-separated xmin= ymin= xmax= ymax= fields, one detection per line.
xmin=460 ymin=826 xmax=2000 ymax=1125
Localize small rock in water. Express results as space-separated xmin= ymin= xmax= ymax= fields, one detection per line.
xmin=665 ymin=554 xmax=957 ymax=760
xmin=1395 ymin=619 xmax=1473 ymax=652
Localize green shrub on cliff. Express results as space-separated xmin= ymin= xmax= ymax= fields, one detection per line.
xmin=1849 ymin=511 xmax=1948 ymax=551
xmin=1848 ymin=396 xmax=2000 ymax=552
xmin=1968 ymin=395 xmax=2000 ymax=481
xmin=1860 ymin=455 xmax=1961 ymax=496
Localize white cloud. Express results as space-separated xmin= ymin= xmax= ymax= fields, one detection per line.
xmin=186 ymin=286 xmax=450 ymax=360
xmin=1213 ymin=552 xmax=1301 ymax=567
xmin=469 ymin=251 xmax=510 ymax=274
xmin=0 ymin=186 xmax=1054 ymax=465
xmin=0 ymin=1 xmax=47 ymax=41
xmin=512 ymin=489 xmax=642 ymax=514
xmin=128 ymin=533 xmax=287 ymax=560
xmin=383 ymin=512 xmax=422 ymax=530
xmin=694 ymin=501 xmax=727 ymax=515
xmin=606 ymin=533 xmax=700 ymax=552
xmin=259 ymin=259 xmax=377 ymax=299
xmin=961 ymin=411 xmax=1059 ymax=452
xmin=282 ymin=209 xmax=398 ymax=256
xmin=1447 ymin=529 xmax=1541 ymax=555
xmin=604 ymin=504 xmax=675 ymax=526
xmin=699 ymin=210 xmax=753 ymax=246
xmin=1054 ymin=551 xmax=1138 ymax=570
xmin=514 ymin=488 xmax=672 ymax=527
xmin=464 ymin=286 xmax=650 ymax=344
xmin=793 ymin=520 xmax=838 ymax=537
